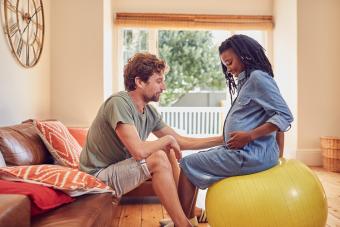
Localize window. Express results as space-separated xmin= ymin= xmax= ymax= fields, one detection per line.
xmin=115 ymin=13 xmax=272 ymax=107
xmin=122 ymin=29 xmax=149 ymax=65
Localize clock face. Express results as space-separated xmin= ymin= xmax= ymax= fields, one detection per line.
xmin=1 ymin=0 xmax=44 ymax=68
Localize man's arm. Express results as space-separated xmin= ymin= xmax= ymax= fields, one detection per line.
xmin=115 ymin=123 xmax=181 ymax=160
xmin=153 ymin=126 xmax=224 ymax=151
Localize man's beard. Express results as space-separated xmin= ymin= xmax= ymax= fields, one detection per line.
xmin=144 ymin=93 xmax=160 ymax=103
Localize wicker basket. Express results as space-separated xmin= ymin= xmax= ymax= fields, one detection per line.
xmin=320 ymin=136 xmax=340 ymax=172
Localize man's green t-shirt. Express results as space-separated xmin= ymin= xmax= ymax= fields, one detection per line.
xmin=79 ymin=91 xmax=166 ymax=175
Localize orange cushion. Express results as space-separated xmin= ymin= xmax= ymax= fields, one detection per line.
xmin=0 ymin=165 xmax=114 ymax=197
xmin=67 ymin=127 xmax=88 ymax=148
xmin=34 ymin=120 xmax=81 ymax=168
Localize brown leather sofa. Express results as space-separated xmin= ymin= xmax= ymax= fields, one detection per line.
xmin=0 ymin=121 xmax=155 ymax=227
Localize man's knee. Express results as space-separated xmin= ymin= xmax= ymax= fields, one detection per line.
xmin=147 ymin=150 xmax=172 ymax=173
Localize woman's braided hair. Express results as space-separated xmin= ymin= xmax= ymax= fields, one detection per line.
xmin=218 ymin=34 xmax=273 ymax=102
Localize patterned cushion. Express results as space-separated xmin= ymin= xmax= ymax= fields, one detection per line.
xmin=34 ymin=120 xmax=81 ymax=168
xmin=0 ymin=165 xmax=114 ymax=197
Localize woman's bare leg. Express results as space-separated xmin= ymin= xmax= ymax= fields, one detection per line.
xmin=178 ymin=170 xmax=198 ymax=219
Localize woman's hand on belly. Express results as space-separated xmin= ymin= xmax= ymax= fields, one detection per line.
xmin=226 ymin=131 xmax=252 ymax=149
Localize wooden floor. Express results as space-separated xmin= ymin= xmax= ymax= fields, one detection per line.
xmin=113 ymin=167 xmax=340 ymax=227
xmin=314 ymin=167 xmax=340 ymax=227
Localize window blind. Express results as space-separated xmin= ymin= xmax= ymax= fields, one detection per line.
xmin=115 ymin=13 xmax=273 ymax=30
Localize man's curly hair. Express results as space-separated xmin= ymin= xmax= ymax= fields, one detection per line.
xmin=124 ymin=53 xmax=168 ymax=91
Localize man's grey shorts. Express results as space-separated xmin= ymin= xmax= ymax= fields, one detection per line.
xmin=95 ymin=158 xmax=151 ymax=198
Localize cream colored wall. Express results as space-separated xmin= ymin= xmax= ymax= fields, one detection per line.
xmin=273 ymin=0 xmax=298 ymax=159
xmin=51 ymin=0 xmax=113 ymax=127
xmin=297 ymin=0 xmax=340 ymax=165
xmin=0 ymin=0 xmax=51 ymax=126
xmin=103 ymin=0 xmax=113 ymax=100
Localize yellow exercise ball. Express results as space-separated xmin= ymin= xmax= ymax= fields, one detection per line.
xmin=205 ymin=159 xmax=327 ymax=227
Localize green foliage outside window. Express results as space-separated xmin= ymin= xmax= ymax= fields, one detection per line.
xmin=158 ymin=30 xmax=225 ymax=106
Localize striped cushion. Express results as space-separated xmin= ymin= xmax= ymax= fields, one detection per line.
xmin=34 ymin=120 xmax=81 ymax=168
xmin=0 ymin=165 xmax=114 ymax=197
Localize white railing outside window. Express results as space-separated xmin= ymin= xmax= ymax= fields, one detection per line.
xmin=158 ymin=107 xmax=228 ymax=136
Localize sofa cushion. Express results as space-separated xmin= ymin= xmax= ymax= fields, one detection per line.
xmin=0 ymin=180 xmax=75 ymax=216
xmin=67 ymin=128 xmax=88 ymax=148
xmin=34 ymin=120 xmax=81 ymax=168
xmin=0 ymin=122 xmax=52 ymax=166
xmin=0 ymin=165 xmax=114 ymax=197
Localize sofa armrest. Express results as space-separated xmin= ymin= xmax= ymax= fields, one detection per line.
xmin=0 ymin=194 xmax=30 ymax=227
xmin=32 ymin=193 xmax=115 ymax=227
xmin=67 ymin=128 xmax=89 ymax=147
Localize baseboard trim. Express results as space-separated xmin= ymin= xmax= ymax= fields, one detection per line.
xmin=296 ymin=149 xmax=323 ymax=166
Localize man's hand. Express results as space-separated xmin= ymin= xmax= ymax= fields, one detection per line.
xmin=226 ymin=131 xmax=252 ymax=149
xmin=165 ymin=135 xmax=182 ymax=160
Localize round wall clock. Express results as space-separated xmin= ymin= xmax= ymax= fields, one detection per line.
xmin=1 ymin=0 xmax=45 ymax=68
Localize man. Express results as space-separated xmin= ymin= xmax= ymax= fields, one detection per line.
xmin=79 ymin=53 xmax=223 ymax=227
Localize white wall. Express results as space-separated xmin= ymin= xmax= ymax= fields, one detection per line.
xmin=273 ymin=0 xmax=298 ymax=159
xmin=0 ymin=0 xmax=51 ymax=126
xmin=51 ymin=0 xmax=113 ymax=127
xmin=297 ymin=0 xmax=340 ymax=165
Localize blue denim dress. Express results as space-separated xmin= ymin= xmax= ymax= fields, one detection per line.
xmin=180 ymin=70 xmax=294 ymax=189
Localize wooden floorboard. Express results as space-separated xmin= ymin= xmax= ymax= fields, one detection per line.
xmin=112 ymin=205 xmax=122 ymax=227
xmin=141 ymin=203 xmax=163 ymax=227
xmin=118 ymin=204 xmax=142 ymax=227
xmin=115 ymin=167 xmax=340 ymax=227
